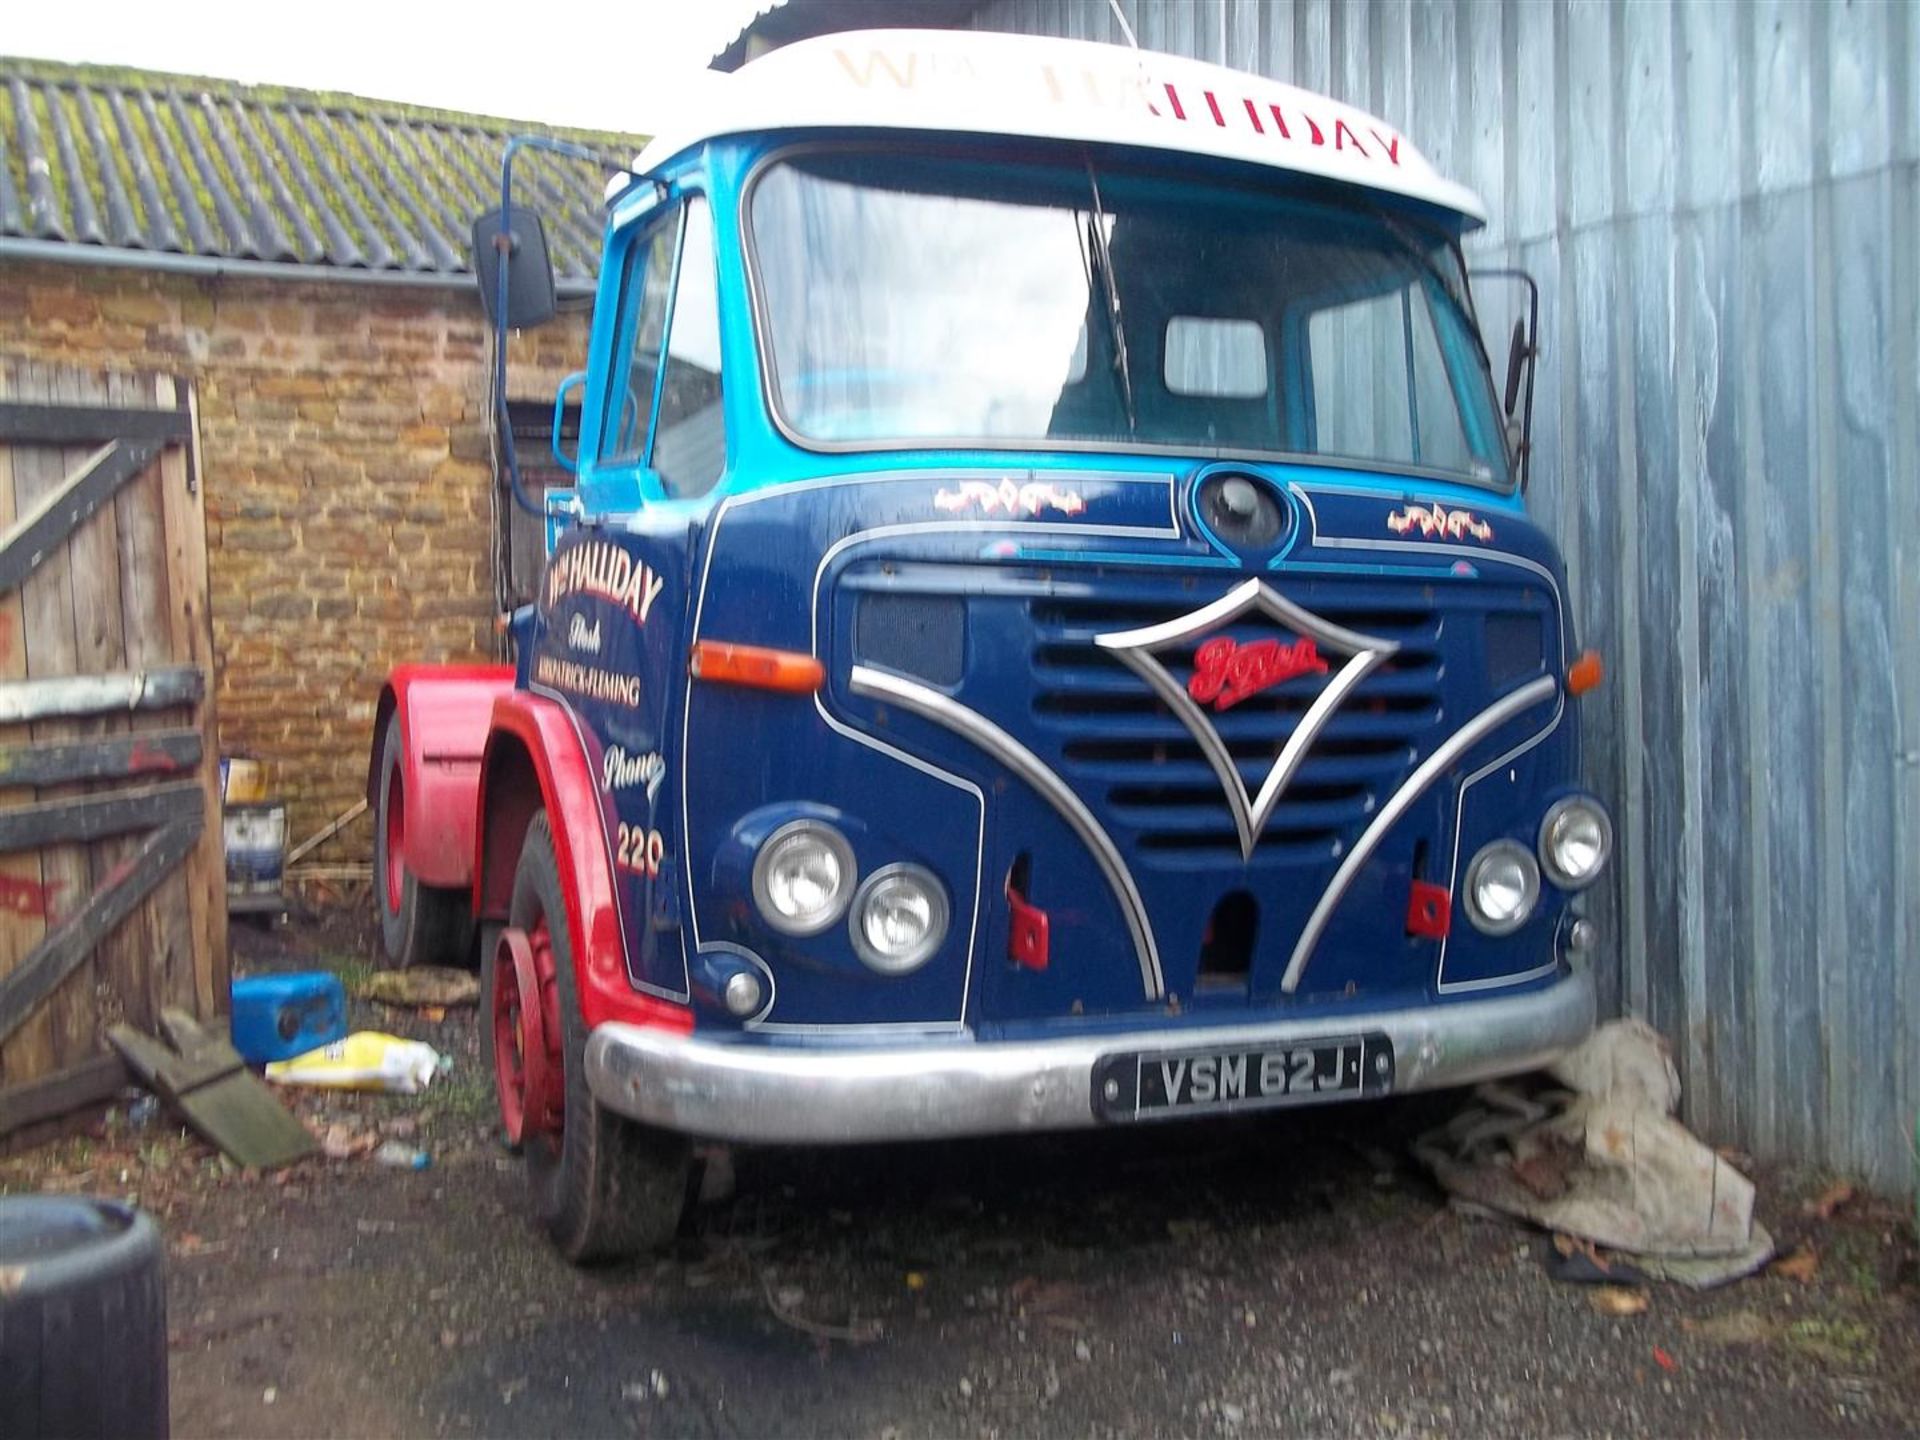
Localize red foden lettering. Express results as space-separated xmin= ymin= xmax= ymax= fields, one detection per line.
xmin=1188 ymin=635 xmax=1329 ymax=710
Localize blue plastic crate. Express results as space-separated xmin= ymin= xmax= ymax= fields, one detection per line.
xmin=230 ymin=972 xmax=347 ymax=1065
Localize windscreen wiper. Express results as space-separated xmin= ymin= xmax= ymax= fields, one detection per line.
xmin=1082 ymin=160 xmax=1138 ymax=436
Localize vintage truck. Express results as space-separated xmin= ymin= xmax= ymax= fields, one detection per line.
xmin=369 ymin=29 xmax=1610 ymax=1261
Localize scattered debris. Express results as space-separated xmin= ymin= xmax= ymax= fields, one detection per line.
xmin=1683 ymin=1310 xmax=1776 ymax=1346
xmin=372 ymin=1140 xmax=430 ymax=1170
xmin=264 ymin=1032 xmax=446 ymax=1094
xmin=358 ymin=967 xmax=480 ymax=1010
xmin=1589 ymin=1285 xmax=1650 ymax=1317
xmin=1546 ymin=1232 xmax=1651 ymax=1286
xmin=108 ymin=1009 xmax=318 ymax=1170
xmin=1415 ymin=1019 xmax=1773 ymax=1288
xmin=1802 ymin=1181 xmax=1856 ymax=1221
xmin=759 ymin=1272 xmax=882 ymax=1343
xmin=1652 ymin=1346 xmax=1679 ymax=1372
xmin=1770 ymin=1244 xmax=1821 ymax=1283
xmin=319 ymin=1122 xmax=378 ymax=1161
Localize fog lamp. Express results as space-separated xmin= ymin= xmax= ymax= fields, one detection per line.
xmin=850 ymin=865 xmax=948 ymax=975
xmin=1465 ymin=840 xmax=1540 ymax=936
xmin=722 ymin=971 xmax=765 ymax=1017
xmin=751 ymin=820 xmax=854 ymax=935
xmin=1539 ymin=797 xmax=1613 ymax=890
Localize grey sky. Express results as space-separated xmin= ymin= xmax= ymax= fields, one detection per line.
xmin=3 ymin=0 xmax=773 ymax=134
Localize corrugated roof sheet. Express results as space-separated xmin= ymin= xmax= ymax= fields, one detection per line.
xmin=0 ymin=58 xmax=647 ymax=287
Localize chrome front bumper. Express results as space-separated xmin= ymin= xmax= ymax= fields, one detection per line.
xmin=584 ymin=966 xmax=1595 ymax=1145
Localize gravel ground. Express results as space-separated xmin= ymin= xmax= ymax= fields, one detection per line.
xmin=4 ymin=908 xmax=1916 ymax=1439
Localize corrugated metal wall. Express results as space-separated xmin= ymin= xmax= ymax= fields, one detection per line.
xmin=971 ymin=0 xmax=1920 ymax=1192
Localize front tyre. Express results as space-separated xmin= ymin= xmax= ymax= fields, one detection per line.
xmin=509 ymin=811 xmax=692 ymax=1263
xmin=374 ymin=711 xmax=475 ymax=969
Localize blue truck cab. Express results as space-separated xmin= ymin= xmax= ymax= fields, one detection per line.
xmin=373 ymin=29 xmax=1606 ymax=1261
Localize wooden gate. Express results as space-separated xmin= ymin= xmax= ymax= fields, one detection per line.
xmin=0 ymin=361 xmax=227 ymax=1140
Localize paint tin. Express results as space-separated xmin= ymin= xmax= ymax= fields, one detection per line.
xmin=224 ymin=801 xmax=286 ymax=895
xmin=221 ymin=756 xmax=269 ymax=805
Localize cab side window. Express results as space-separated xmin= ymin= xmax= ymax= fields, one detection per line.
xmin=653 ymin=198 xmax=725 ymax=498
xmin=601 ymin=210 xmax=677 ymax=466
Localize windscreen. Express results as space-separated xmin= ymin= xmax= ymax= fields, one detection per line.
xmin=748 ymin=148 xmax=1508 ymax=487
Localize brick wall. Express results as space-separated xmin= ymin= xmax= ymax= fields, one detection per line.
xmin=0 ymin=259 xmax=590 ymax=861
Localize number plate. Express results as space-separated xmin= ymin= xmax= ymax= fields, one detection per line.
xmin=1091 ymin=1033 xmax=1393 ymax=1122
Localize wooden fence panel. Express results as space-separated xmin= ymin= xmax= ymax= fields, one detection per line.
xmin=0 ymin=361 xmax=226 ymax=1134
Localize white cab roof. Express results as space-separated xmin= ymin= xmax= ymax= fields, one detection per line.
xmin=632 ymin=29 xmax=1485 ymax=226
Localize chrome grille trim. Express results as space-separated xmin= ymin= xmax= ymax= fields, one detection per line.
xmin=849 ymin=663 xmax=1166 ymax=1001
xmin=1280 ymin=673 xmax=1561 ymax=994
xmin=1093 ymin=579 xmax=1401 ymax=859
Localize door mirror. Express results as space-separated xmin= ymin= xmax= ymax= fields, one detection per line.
xmin=1503 ymin=318 xmax=1528 ymax=417
xmin=550 ymin=372 xmax=586 ymax=473
xmin=471 ymin=205 xmax=557 ymax=329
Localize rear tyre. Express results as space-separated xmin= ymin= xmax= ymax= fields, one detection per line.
xmin=511 ymin=812 xmax=692 ymax=1263
xmin=374 ymin=711 xmax=475 ymax=969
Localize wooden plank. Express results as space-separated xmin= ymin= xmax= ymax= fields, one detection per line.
xmin=114 ymin=376 xmax=195 ymax=1034
xmin=0 ymin=439 xmax=161 ymax=598
xmin=0 ymin=1052 xmax=128 ymax=1136
xmin=109 ymin=1010 xmax=316 ymax=1169
xmin=0 ymin=729 xmax=203 ymax=788
xmin=162 ymin=377 xmax=226 ymax=1021
xmin=0 ymin=665 xmax=203 ymax=723
xmin=78 ymin=371 xmax=147 ymax=1041
xmin=285 ymin=797 xmax=367 ymax=865
xmin=0 ymin=402 xmax=191 ymax=446
xmin=0 ymin=780 xmax=202 ymax=853
xmin=112 ymin=1022 xmax=241 ymax=1094
xmin=0 ymin=362 xmax=51 ymax=1089
xmin=14 ymin=360 xmax=95 ymax=1075
xmin=0 ymin=816 xmax=200 ymax=1046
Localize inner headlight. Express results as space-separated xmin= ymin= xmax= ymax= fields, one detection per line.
xmin=751 ymin=820 xmax=855 ymax=935
xmin=1539 ymin=797 xmax=1613 ymax=890
xmin=850 ymin=864 xmax=948 ymax=975
xmin=1465 ymin=840 xmax=1540 ymax=936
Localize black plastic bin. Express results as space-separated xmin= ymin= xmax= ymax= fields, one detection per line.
xmin=0 ymin=1195 xmax=169 ymax=1438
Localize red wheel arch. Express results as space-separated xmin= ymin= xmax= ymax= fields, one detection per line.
xmin=475 ymin=691 xmax=692 ymax=1035
xmin=369 ymin=664 xmax=515 ymax=890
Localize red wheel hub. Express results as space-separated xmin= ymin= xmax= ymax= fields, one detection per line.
xmin=382 ymin=768 xmax=406 ymax=915
xmin=492 ymin=923 xmax=563 ymax=1145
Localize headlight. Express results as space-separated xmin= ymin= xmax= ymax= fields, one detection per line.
xmin=850 ymin=864 xmax=948 ymax=975
xmin=1538 ymin=797 xmax=1613 ymax=889
xmin=1465 ymin=840 xmax=1540 ymax=936
xmin=751 ymin=820 xmax=855 ymax=935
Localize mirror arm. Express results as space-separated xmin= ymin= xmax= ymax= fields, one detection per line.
xmin=1468 ymin=266 xmax=1541 ymax=490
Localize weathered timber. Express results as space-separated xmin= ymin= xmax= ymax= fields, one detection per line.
xmin=0 ymin=728 xmax=201 ymax=788
xmin=0 ymin=439 xmax=162 ymax=596
xmin=284 ymin=797 xmax=368 ymax=866
xmin=0 ymin=1053 xmax=129 ymax=1136
xmin=0 ymin=817 xmax=199 ymax=1044
xmin=0 ymin=402 xmax=191 ymax=445
xmin=110 ymin=1008 xmax=316 ymax=1169
xmin=0 ymin=780 xmax=202 ymax=854
xmin=0 ymin=665 xmax=202 ymax=723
